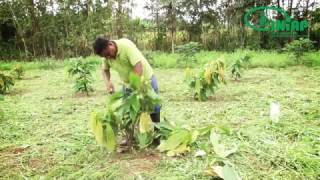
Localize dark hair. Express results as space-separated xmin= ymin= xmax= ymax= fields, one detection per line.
xmin=93 ymin=37 xmax=109 ymax=56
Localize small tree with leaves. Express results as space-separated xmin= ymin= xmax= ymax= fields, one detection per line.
xmin=185 ymin=59 xmax=226 ymax=101
xmin=10 ymin=64 xmax=24 ymax=80
xmin=67 ymin=58 xmax=95 ymax=95
xmin=90 ymin=73 xmax=161 ymax=151
xmin=0 ymin=72 xmax=15 ymax=94
xmin=284 ymin=38 xmax=314 ymax=64
xmin=176 ymin=42 xmax=201 ymax=68
xmin=231 ymin=55 xmax=251 ymax=80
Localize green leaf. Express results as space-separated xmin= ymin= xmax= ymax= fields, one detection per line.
xmin=129 ymin=73 xmax=141 ymax=90
xmin=137 ymin=132 xmax=153 ymax=149
xmin=198 ymin=125 xmax=215 ymax=136
xmin=206 ymin=165 xmax=241 ymax=180
xmin=210 ymin=129 xmax=237 ymax=158
xmin=222 ymin=165 xmax=241 ymax=180
xmin=105 ymin=123 xmax=116 ymax=152
xmin=90 ymin=112 xmax=106 ymax=145
xmin=158 ymin=129 xmax=191 ymax=152
xmin=129 ymin=95 xmax=140 ymax=113
xmin=139 ymin=112 xmax=153 ymax=133
xmin=191 ymin=130 xmax=199 ymax=143
xmin=167 ymin=143 xmax=190 ymax=156
xmin=210 ymin=129 xmax=220 ymax=147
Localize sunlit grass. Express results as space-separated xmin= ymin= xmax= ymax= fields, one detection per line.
xmin=0 ymin=59 xmax=319 ymax=179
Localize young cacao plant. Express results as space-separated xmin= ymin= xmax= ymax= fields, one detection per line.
xmin=67 ymin=58 xmax=95 ymax=95
xmin=90 ymin=73 xmax=160 ymax=151
xmin=0 ymin=72 xmax=15 ymax=94
xmin=11 ymin=64 xmax=24 ymax=80
xmin=185 ymin=59 xmax=226 ymax=101
xmin=231 ymin=55 xmax=251 ymax=80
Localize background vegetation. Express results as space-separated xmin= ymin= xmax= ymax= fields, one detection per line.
xmin=0 ymin=0 xmax=320 ymax=60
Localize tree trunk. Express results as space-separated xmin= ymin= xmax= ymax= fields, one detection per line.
xmin=116 ymin=0 xmax=123 ymax=38
xmin=170 ymin=0 xmax=176 ymax=54
xmin=288 ymin=0 xmax=293 ymax=16
xmin=9 ymin=2 xmax=28 ymax=58
xmin=26 ymin=0 xmax=40 ymax=58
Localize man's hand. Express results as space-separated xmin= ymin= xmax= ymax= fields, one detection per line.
xmin=106 ymin=81 xmax=115 ymax=94
xmin=133 ymin=61 xmax=143 ymax=76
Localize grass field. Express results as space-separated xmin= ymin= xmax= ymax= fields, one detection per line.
xmin=1 ymin=56 xmax=320 ymax=179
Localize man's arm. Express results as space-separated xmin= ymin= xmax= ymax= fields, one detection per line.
xmin=102 ymin=68 xmax=111 ymax=82
xmin=102 ymin=68 xmax=114 ymax=93
xmin=133 ymin=61 xmax=143 ymax=76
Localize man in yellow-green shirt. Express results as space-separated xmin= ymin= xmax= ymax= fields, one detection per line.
xmin=93 ymin=37 xmax=160 ymax=144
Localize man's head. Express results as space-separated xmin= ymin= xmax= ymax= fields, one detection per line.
xmin=93 ymin=37 xmax=117 ymax=58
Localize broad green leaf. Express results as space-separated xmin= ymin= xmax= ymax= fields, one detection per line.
xmin=218 ymin=146 xmax=238 ymax=158
xmin=205 ymin=165 xmax=241 ymax=180
xmin=155 ymin=118 xmax=175 ymax=138
xmin=167 ymin=143 xmax=190 ymax=157
xmin=137 ymin=132 xmax=153 ymax=149
xmin=158 ymin=129 xmax=191 ymax=152
xmin=129 ymin=95 xmax=140 ymax=113
xmin=139 ymin=112 xmax=153 ymax=133
xmin=198 ymin=125 xmax=215 ymax=136
xmin=210 ymin=129 xmax=238 ymax=158
xmin=90 ymin=112 xmax=106 ymax=145
xmin=105 ymin=123 xmax=116 ymax=152
xmin=191 ymin=130 xmax=199 ymax=143
xmin=129 ymin=73 xmax=141 ymax=90
xmin=107 ymin=92 xmax=123 ymax=111
xmin=222 ymin=165 xmax=241 ymax=180
xmin=205 ymin=166 xmax=223 ymax=178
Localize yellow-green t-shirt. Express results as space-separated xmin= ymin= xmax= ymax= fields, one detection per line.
xmin=102 ymin=38 xmax=153 ymax=83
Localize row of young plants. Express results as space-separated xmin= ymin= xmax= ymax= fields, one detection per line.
xmin=88 ymin=55 xmax=252 ymax=152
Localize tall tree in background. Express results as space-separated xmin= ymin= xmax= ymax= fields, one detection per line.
xmin=0 ymin=0 xmax=319 ymax=60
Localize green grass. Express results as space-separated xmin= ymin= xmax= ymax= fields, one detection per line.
xmin=304 ymin=51 xmax=320 ymax=67
xmin=0 ymin=60 xmax=319 ymax=179
xmin=2 ymin=50 xmax=319 ymax=71
xmin=0 ymin=56 xmax=101 ymax=71
xmin=146 ymin=50 xmax=320 ymax=69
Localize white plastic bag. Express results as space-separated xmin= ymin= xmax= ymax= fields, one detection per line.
xmin=270 ymin=102 xmax=280 ymax=123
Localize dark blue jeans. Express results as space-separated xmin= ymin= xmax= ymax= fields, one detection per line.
xmin=151 ymin=75 xmax=161 ymax=114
